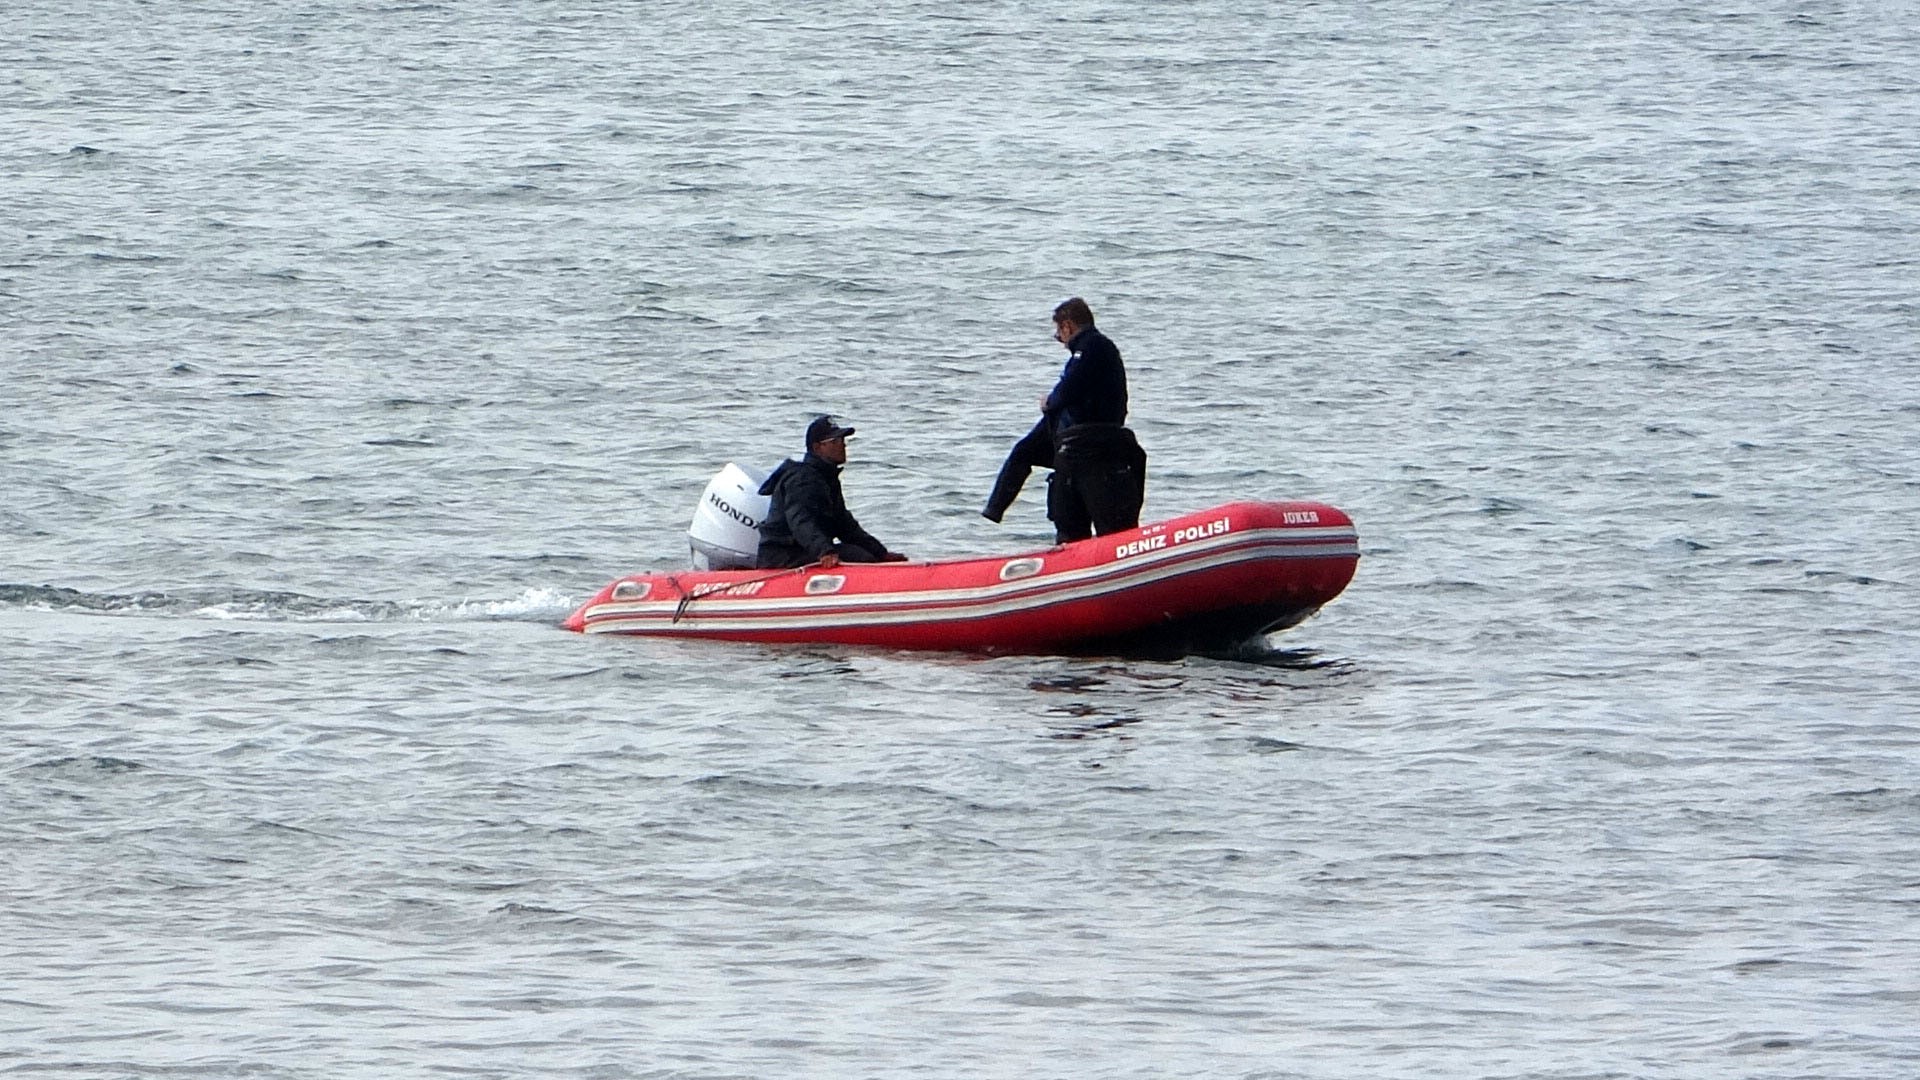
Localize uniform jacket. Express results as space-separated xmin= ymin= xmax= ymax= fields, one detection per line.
xmin=1043 ymin=325 xmax=1129 ymax=429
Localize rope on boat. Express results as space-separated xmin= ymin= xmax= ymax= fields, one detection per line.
xmin=670 ymin=564 xmax=812 ymax=623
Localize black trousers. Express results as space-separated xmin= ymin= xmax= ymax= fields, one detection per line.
xmin=755 ymin=539 xmax=886 ymax=569
xmin=832 ymin=541 xmax=886 ymax=563
xmin=1047 ymin=424 xmax=1146 ymax=543
xmin=982 ymin=418 xmax=1055 ymax=523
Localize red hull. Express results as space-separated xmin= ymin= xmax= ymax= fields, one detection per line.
xmin=563 ymin=501 xmax=1359 ymax=656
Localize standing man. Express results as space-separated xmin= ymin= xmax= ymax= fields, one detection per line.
xmin=756 ymin=415 xmax=908 ymax=569
xmin=982 ymin=298 xmax=1146 ymax=542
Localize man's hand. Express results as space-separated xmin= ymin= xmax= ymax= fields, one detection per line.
xmin=816 ymin=554 xmax=841 ymax=569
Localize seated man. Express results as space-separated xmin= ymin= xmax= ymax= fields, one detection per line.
xmin=755 ymin=415 xmax=908 ymax=569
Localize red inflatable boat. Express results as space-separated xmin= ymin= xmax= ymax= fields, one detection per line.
xmin=563 ymin=500 xmax=1359 ymax=656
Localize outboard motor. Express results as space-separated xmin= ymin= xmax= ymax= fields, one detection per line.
xmin=688 ymin=463 xmax=770 ymax=570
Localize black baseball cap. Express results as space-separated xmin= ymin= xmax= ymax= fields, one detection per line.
xmin=806 ymin=414 xmax=855 ymax=446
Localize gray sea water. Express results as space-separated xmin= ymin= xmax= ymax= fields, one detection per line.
xmin=5 ymin=2 xmax=1918 ymax=1077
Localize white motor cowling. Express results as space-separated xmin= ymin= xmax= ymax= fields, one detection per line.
xmin=688 ymin=462 xmax=771 ymax=570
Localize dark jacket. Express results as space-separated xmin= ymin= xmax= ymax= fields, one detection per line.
xmin=755 ymin=452 xmax=890 ymax=568
xmin=1043 ymin=325 xmax=1128 ymax=430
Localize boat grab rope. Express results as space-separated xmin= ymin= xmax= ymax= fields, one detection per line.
xmin=669 ymin=565 xmax=812 ymax=623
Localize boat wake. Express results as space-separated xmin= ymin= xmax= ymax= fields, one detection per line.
xmin=0 ymin=583 xmax=579 ymax=625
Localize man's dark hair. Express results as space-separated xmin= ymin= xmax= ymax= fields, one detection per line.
xmin=1053 ymin=297 xmax=1095 ymax=327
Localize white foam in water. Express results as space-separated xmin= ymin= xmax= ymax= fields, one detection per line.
xmin=189 ymin=588 xmax=584 ymax=623
xmin=186 ymin=599 xmax=375 ymax=622
xmin=431 ymin=587 xmax=581 ymax=623
xmin=3 ymin=585 xmax=579 ymax=624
